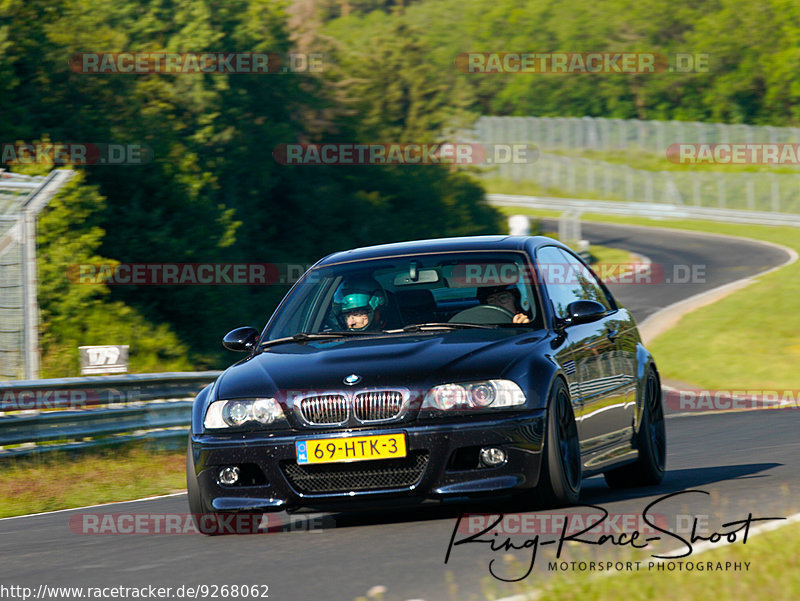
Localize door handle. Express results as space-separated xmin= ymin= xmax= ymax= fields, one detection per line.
xmin=606 ymin=329 xmax=619 ymax=341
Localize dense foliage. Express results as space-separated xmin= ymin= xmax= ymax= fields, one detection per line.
xmin=0 ymin=0 xmax=500 ymax=374
xmin=323 ymin=0 xmax=800 ymax=124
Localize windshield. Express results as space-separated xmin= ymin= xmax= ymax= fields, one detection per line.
xmin=263 ymin=251 xmax=542 ymax=340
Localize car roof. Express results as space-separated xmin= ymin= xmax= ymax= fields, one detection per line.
xmin=315 ymin=235 xmax=568 ymax=266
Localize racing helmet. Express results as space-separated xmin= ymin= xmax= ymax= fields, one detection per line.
xmin=334 ymin=277 xmax=386 ymax=330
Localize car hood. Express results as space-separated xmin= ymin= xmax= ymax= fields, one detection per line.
xmin=214 ymin=329 xmax=549 ymax=399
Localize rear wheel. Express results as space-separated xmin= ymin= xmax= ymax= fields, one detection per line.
xmin=604 ymin=368 xmax=666 ymax=488
xmin=536 ymin=379 xmax=581 ymax=507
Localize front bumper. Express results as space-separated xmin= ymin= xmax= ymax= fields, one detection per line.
xmin=190 ymin=411 xmax=546 ymax=512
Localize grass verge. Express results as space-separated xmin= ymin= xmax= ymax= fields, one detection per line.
xmin=538 ymin=226 xmax=638 ymax=266
xmin=484 ymin=177 xmax=615 ymax=202
xmin=0 ymin=444 xmax=186 ymax=518
xmin=493 ymin=202 xmax=800 ymax=390
xmin=583 ymin=244 xmax=638 ymax=266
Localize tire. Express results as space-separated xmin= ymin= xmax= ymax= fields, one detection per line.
xmin=603 ymin=367 xmax=666 ymax=488
xmin=536 ymin=379 xmax=582 ymax=507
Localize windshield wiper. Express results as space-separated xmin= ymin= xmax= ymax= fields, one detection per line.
xmin=260 ymin=331 xmax=375 ymax=349
xmin=261 ymin=323 xmax=511 ymax=348
xmin=385 ymin=322 xmax=497 ymax=333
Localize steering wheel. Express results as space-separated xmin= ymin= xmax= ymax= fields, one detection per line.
xmin=448 ymin=304 xmax=515 ymax=325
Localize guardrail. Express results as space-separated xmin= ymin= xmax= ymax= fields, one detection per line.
xmin=488 ymin=193 xmax=800 ymax=227
xmin=0 ymin=371 xmax=221 ymax=458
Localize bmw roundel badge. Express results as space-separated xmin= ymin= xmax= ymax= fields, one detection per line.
xmin=343 ymin=374 xmax=361 ymax=386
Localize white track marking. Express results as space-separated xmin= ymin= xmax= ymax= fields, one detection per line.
xmin=0 ymin=491 xmax=187 ymax=521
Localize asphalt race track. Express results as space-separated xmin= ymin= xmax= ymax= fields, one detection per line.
xmin=0 ymin=222 xmax=796 ymax=601
xmin=540 ymin=219 xmax=790 ymax=322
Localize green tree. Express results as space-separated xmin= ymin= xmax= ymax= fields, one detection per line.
xmin=36 ymin=171 xmax=192 ymax=376
xmin=1 ymin=0 xmax=503 ymax=375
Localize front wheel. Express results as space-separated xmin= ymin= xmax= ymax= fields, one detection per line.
xmin=604 ymin=368 xmax=666 ymax=488
xmin=536 ymin=379 xmax=582 ymax=507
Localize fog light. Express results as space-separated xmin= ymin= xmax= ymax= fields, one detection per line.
xmin=218 ymin=466 xmax=240 ymax=485
xmin=479 ymin=447 xmax=507 ymax=467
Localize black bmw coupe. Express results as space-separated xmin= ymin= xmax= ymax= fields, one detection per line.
xmin=187 ymin=235 xmax=665 ymax=532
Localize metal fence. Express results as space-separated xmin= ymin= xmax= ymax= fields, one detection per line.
xmin=473 ymin=115 xmax=800 ymax=152
xmin=0 ymin=371 xmax=220 ymax=458
xmin=468 ymin=117 xmax=800 ymax=215
xmin=0 ymin=172 xmax=45 ymax=381
xmin=0 ymin=169 xmax=74 ymax=380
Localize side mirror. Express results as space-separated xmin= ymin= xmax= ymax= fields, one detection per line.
xmin=223 ymin=327 xmax=259 ymax=352
xmin=561 ymin=300 xmax=607 ymax=327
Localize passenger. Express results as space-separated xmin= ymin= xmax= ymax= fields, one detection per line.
xmin=477 ymin=285 xmax=531 ymax=324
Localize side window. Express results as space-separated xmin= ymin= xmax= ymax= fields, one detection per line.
xmin=561 ymin=251 xmax=616 ymax=311
xmin=265 ymin=276 xmax=328 ymax=338
xmin=537 ymin=246 xmax=584 ymax=319
xmin=558 ymin=249 xmax=613 ymax=311
xmin=536 ymin=246 xmax=613 ymax=319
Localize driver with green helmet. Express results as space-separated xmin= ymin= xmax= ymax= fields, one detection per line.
xmin=335 ymin=277 xmax=387 ymax=331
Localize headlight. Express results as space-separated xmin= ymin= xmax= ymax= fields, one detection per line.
xmin=204 ymin=398 xmax=286 ymax=429
xmin=422 ymin=380 xmax=526 ymax=412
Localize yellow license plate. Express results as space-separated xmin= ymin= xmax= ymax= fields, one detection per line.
xmin=296 ymin=433 xmax=407 ymax=465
